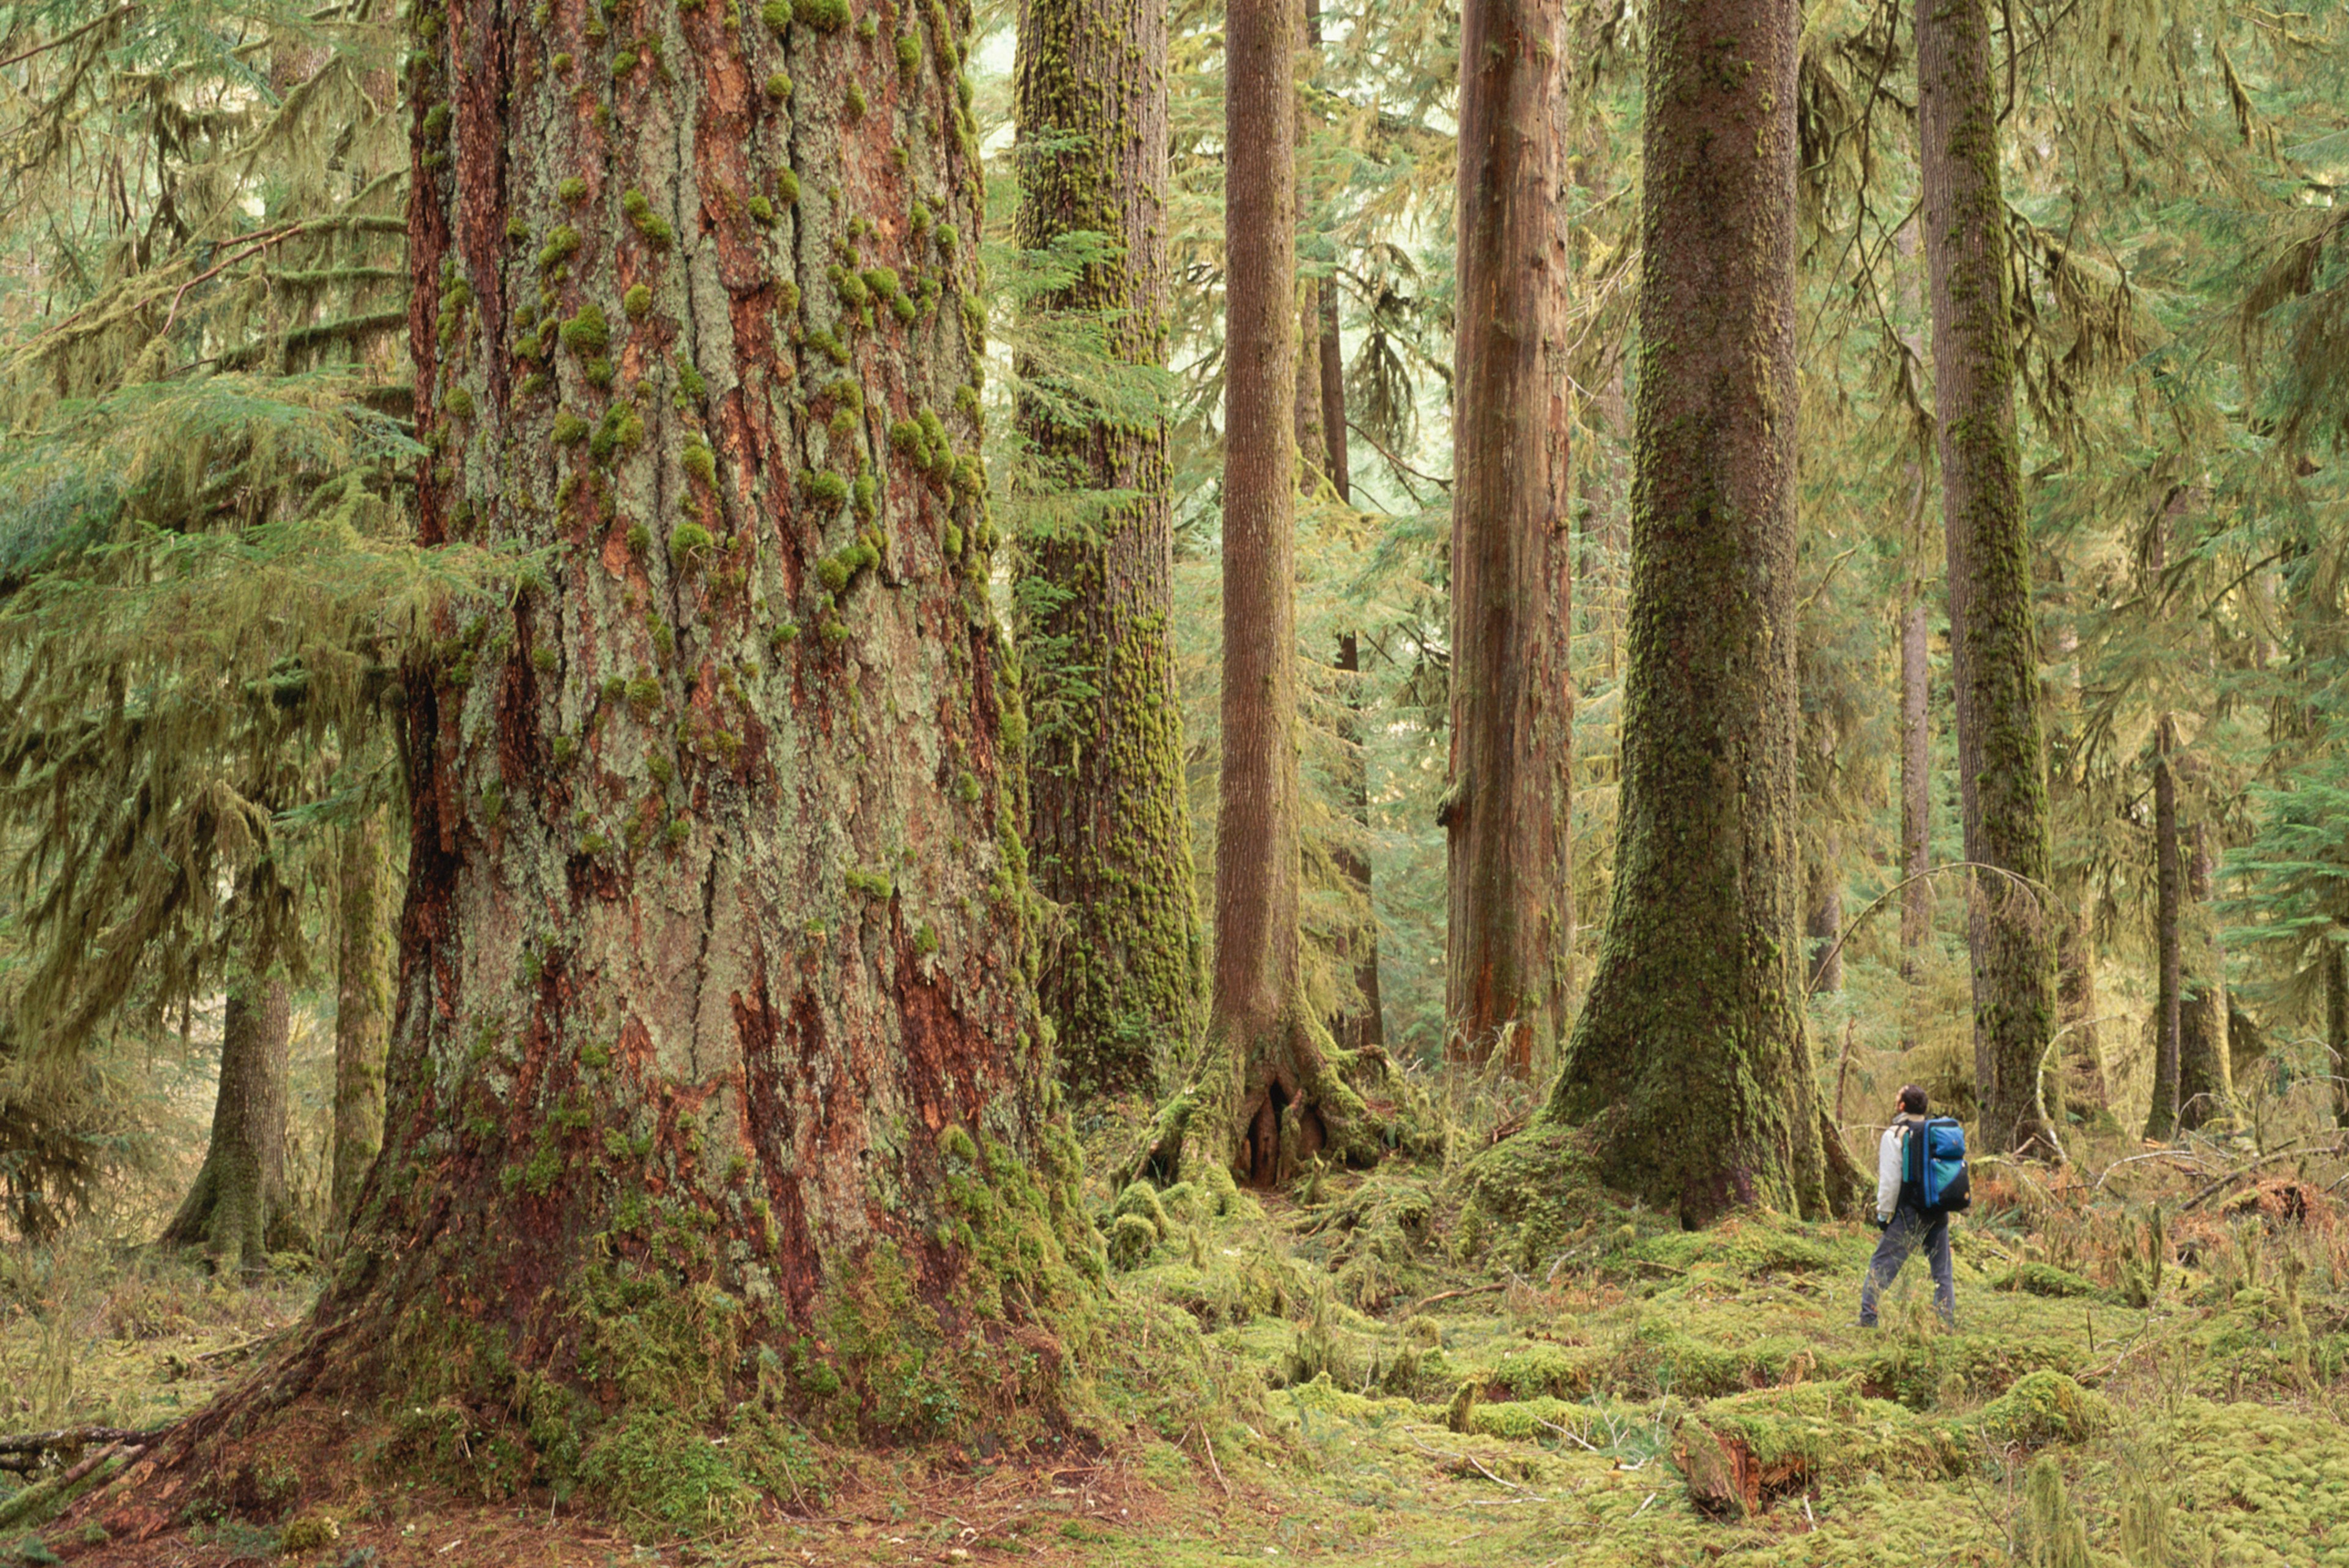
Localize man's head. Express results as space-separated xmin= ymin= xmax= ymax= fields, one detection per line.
xmin=1898 ymin=1084 xmax=1928 ymax=1117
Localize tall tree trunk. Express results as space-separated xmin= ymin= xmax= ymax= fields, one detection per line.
xmin=2145 ymin=714 xmax=2183 ymax=1139
xmin=1214 ymin=0 xmax=1367 ymax=1186
xmin=1013 ymin=0 xmax=1203 ymax=1101
xmin=161 ymin=959 xmax=291 ymax=1274
xmin=2178 ymin=818 xmax=2232 ymax=1129
xmin=153 ymin=0 xmax=1099 ymax=1479
xmin=1898 ymin=219 xmax=1932 ymax=1048
xmin=330 ymin=808 xmax=395 ymax=1236
xmin=1546 ymin=0 xmax=1853 ymax=1224
xmin=1806 ymin=838 xmax=1843 ymax=994
xmin=1919 ymin=0 xmax=2060 ymax=1156
xmin=1441 ymin=0 xmax=1572 ymax=1076
xmin=2329 ymin=942 xmax=2349 ymax=1130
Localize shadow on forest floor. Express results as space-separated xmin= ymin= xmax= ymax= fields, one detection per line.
xmin=5 ymin=1124 xmax=2348 ymax=1566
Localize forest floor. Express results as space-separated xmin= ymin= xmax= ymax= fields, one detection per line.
xmin=4 ymin=1125 xmax=2347 ymax=1567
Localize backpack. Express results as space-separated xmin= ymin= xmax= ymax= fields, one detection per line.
xmin=1902 ymin=1115 xmax=1972 ymax=1214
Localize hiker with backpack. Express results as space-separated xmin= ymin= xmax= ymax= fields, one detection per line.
xmin=1860 ymin=1083 xmax=1970 ymax=1328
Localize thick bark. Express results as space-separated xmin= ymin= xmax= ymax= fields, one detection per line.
xmin=160 ymin=965 xmax=292 ymax=1273
xmin=154 ymin=0 xmax=1099 ymax=1481
xmin=1441 ymin=0 xmax=1572 ymax=1074
xmin=1012 ymin=0 xmax=1203 ymax=1101
xmin=331 ymin=809 xmax=395 ymax=1235
xmin=1919 ymin=0 xmax=2059 ymax=1155
xmin=1216 ymin=0 xmax=1361 ymax=1186
xmin=1546 ymin=0 xmax=1851 ymax=1224
xmin=2178 ymin=819 xmax=2232 ymax=1129
xmin=2145 ymin=713 xmax=2183 ymax=1140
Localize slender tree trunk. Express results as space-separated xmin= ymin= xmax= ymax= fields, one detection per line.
xmin=330 ymin=808 xmax=395 ymax=1236
xmin=1014 ymin=0 xmax=1203 ymax=1101
xmin=146 ymin=0 xmax=1099 ymax=1482
xmin=2054 ymin=875 xmax=2106 ymax=1109
xmin=1919 ymin=0 xmax=2059 ymax=1156
xmin=1442 ymin=0 xmax=1572 ymax=1076
xmin=2328 ymin=942 xmax=2349 ymax=1129
xmin=1319 ymin=284 xmax=1387 ymax=1056
xmin=2178 ymin=818 xmax=2232 ymax=1129
xmin=161 ymin=960 xmax=291 ymax=1274
xmin=1546 ymin=0 xmax=1854 ymax=1224
xmin=2146 ymin=714 xmax=2183 ymax=1139
xmin=1214 ymin=0 xmax=1368 ymax=1186
xmin=1806 ymin=838 xmax=1843 ymax=994
xmin=1897 ymin=225 xmax=1932 ymax=1038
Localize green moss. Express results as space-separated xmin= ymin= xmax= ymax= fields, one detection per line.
xmin=747 ymin=195 xmax=775 ymax=225
xmin=669 ymin=522 xmax=714 ymax=565
xmin=777 ymin=169 xmax=801 ymax=204
xmin=681 ymin=439 xmax=718 ymax=485
xmin=621 ymin=188 xmax=675 ymax=249
xmin=764 ymin=69 xmax=792 ymax=98
xmin=623 ymin=283 xmax=653 ymax=319
xmin=895 ymin=32 xmax=921 ymax=73
xmin=558 ymin=303 xmax=610 ymax=355
xmin=794 ymin=0 xmax=850 ymax=29
xmin=552 ymin=411 xmax=590 ymax=445
xmin=538 ymin=225 xmax=581 ymax=270
xmin=804 ymin=469 xmax=849 ymax=508
xmin=1977 ymin=1371 xmax=2112 ymax=1447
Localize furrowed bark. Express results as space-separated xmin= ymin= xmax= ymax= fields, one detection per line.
xmin=124 ymin=0 xmax=1102 ymax=1502
xmin=1919 ymin=0 xmax=2059 ymax=1156
xmin=1214 ymin=0 xmax=1368 ymax=1186
xmin=331 ymin=808 xmax=395 ymax=1236
xmin=1012 ymin=0 xmax=1203 ymax=1102
xmin=161 ymin=959 xmax=292 ymax=1274
xmin=1546 ymin=0 xmax=1851 ymax=1224
xmin=1441 ymin=0 xmax=1572 ymax=1075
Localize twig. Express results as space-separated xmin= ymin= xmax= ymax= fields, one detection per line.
xmin=1406 ymin=1439 xmax=1545 ymax=1499
xmin=1806 ymin=862 xmax=2056 ymax=1002
xmin=1406 ymin=1282 xmax=1507 ymax=1313
xmin=1191 ymin=1425 xmax=1230 ymax=1498
xmin=0 ymin=3 xmax=138 ymax=72
xmin=1534 ymin=1416 xmax=1600 ymax=1454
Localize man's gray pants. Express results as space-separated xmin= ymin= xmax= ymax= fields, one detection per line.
xmin=1860 ymin=1205 xmax=1954 ymax=1327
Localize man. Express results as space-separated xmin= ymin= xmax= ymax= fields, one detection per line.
xmin=1860 ymin=1083 xmax=1956 ymax=1328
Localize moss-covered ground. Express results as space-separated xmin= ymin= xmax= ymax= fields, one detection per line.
xmin=6 ymin=1126 xmax=2348 ymax=1566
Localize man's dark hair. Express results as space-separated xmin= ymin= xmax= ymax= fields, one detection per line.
xmin=1898 ymin=1084 xmax=1928 ymax=1115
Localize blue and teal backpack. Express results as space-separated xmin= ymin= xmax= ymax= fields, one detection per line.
xmin=1902 ymin=1115 xmax=1972 ymax=1213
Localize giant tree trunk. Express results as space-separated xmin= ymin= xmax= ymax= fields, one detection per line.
xmin=1918 ymin=0 xmax=2060 ymax=1156
xmin=1442 ymin=0 xmax=1572 ymax=1074
xmin=2178 ymin=818 xmax=2232 ymax=1130
xmin=1012 ymin=0 xmax=1202 ymax=1102
xmin=135 ymin=0 xmax=1098 ymax=1495
xmin=2145 ymin=713 xmax=2183 ymax=1139
xmin=1545 ymin=0 xmax=1852 ymax=1224
xmin=330 ymin=808 xmax=395 ymax=1236
xmin=160 ymin=964 xmax=291 ymax=1274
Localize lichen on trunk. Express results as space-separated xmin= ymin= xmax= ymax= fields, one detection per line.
xmin=1538 ymin=0 xmax=1857 ymax=1226
xmin=118 ymin=0 xmax=1103 ymax=1519
xmin=1009 ymin=0 xmax=1203 ymax=1104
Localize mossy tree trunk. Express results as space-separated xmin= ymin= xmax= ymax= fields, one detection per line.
xmin=161 ymin=957 xmax=292 ymax=1274
xmin=144 ymin=0 xmax=1100 ymax=1479
xmin=1011 ymin=0 xmax=1203 ymax=1102
xmin=1897 ymin=221 xmax=1932 ymax=1047
xmin=1441 ymin=0 xmax=1571 ymax=1074
xmin=2329 ymin=943 xmax=2348 ymax=1130
xmin=330 ymin=808 xmax=395 ymax=1236
xmin=1545 ymin=0 xmax=1852 ymax=1225
xmin=1919 ymin=0 xmax=2060 ymax=1156
xmin=2145 ymin=712 xmax=2183 ymax=1140
xmin=1806 ymin=830 xmax=1843 ymax=994
xmin=1212 ymin=0 xmax=1368 ymax=1187
xmin=2178 ymin=819 xmax=2232 ymax=1129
